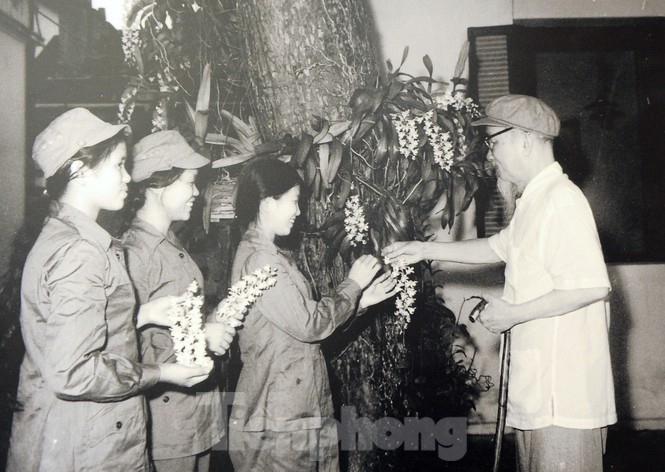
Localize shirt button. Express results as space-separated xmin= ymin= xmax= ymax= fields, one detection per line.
xmin=295 ymin=378 xmax=301 ymax=385
xmin=179 ymin=253 xmax=185 ymax=259
xmin=162 ymin=396 xmax=170 ymax=403
xmin=116 ymin=253 xmax=121 ymax=260
xmin=115 ymin=421 xmax=123 ymax=429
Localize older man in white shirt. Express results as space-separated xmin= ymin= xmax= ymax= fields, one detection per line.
xmin=384 ymin=94 xmax=616 ymax=472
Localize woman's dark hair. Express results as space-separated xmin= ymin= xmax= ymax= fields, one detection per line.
xmin=118 ymin=167 xmax=185 ymax=236
xmin=126 ymin=168 xmax=184 ymax=213
xmin=45 ymin=130 xmax=129 ymax=201
xmin=234 ymin=157 xmax=304 ymax=231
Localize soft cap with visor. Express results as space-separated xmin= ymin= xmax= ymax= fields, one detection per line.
xmin=131 ymin=130 xmax=210 ymax=182
xmin=33 ymin=108 xmax=129 ymax=179
xmin=472 ymin=94 xmax=560 ymax=138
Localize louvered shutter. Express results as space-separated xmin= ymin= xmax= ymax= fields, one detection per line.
xmin=469 ymin=28 xmax=512 ymax=236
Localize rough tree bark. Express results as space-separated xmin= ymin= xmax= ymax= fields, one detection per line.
xmin=237 ymin=0 xmax=381 ymax=139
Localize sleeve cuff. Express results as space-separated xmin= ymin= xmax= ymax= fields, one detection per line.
xmin=139 ymin=364 xmax=161 ymax=390
xmin=339 ymin=278 xmax=363 ymax=301
xmin=487 ymin=234 xmax=506 ymax=262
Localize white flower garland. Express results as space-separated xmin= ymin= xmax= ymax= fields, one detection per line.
xmin=344 ymin=195 xmax=369 ymax=247
xmin=170 ymin=280 xmax=212 ymax=369
xmin=384 ymin=256 xmax=417 ymax=330
xmin=216 ymin=265 xmax=278 ymax=327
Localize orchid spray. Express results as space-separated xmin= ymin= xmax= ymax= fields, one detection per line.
xmin=170 ymin=280 xmax=212 ymax=369
xmin=383 ymin=256 xmax=417 ymax=332
xmin=344 ymin=195 xmax=369 ymax=247
xmin=215 ymin=265 xmax=278 ymax=327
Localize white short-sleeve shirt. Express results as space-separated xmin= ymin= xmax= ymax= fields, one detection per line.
xmin=488 ymin=162 xmax=616 ymax=430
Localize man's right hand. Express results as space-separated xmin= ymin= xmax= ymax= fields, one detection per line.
xmin=382 ymin=241 xmax=426 ymax=265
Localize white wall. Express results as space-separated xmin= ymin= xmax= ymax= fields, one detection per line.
xmin=514 ymin=0 xmax=665 ymax=19
xmin=369 ymin=0 xmax=665 ymax=432
xmin=369 ymin=0 xmax=513 ymax=83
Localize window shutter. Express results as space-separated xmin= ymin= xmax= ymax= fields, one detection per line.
xmin=469 ymin=29 xmax=512 ymax=236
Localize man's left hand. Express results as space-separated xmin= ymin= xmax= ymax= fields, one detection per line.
xmin=476 ymin=293 xmax=517 ymax=334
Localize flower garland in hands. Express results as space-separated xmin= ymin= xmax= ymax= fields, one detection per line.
xmin=170 ymin=281 xmax=213 ymax=369
xmin=215 ymin=266 xmax=278 ymax=327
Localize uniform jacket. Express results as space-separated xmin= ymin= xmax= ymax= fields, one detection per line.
xmin=7 ymin=203 xmax=160 ymax=472
xmin=123 ymin=218 xmax=224 ymax=460
xmin=229 ymin=225 xmax=361 ymax=433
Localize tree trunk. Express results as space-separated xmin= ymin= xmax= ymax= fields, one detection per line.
xmin=237 ymin=0 xmax=381 ymax=139
xmin=237 ymin=2 xmax=383 ymax=470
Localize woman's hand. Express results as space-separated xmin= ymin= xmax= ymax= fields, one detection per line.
xmin=382 ymin=241 xmax=426 ymax=265
xmin=348 ymin=255 xmax=382 ymax=290
xmin=359 ymin=273 xmax=399 ymax=310
xmin=136 ymin=296 xmax=177 ymax=329
xmin=204 ymin=322 xmax=236 ymax=356
xmin=158 ymin=363 xmax=212 ymax=387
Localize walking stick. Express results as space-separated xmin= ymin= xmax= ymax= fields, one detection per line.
xmin=492 ymin=329 xmax=511 ymax=472
xmin=468 ymin=297 xmax=510 ymax=472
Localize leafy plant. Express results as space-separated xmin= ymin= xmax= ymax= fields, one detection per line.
xmin=119 ymin=0 xmax=246 ymax=141
xmin=283 ymin=49 xmax=487 ymax=267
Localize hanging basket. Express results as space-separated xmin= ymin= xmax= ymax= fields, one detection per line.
xmin=209 ymin=176 xmax=237 ymax=222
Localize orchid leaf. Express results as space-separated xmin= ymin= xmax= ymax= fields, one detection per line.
xmin=327 ymin=139 xmax=344 ymax=184
xmin=318 ymin=144 xmax=330 ymax=189
xmin=293 ymin=133 xmax=313 ymax=166
xmin=423 ymin=55 xmax=433 ymax=78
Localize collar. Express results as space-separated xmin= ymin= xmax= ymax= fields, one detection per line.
xmin=242 ymin=223 xmax=281 ymax=255
xmin=54 ymin=202 xmax=114 ymax=251
xmin=128 ymin=217 xmax=181 ymax=251
xmin=518 ymin=161 xmax=562 ymax=203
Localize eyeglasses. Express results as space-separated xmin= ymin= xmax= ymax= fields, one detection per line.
xmin=484 ymin=127 xmax=514 ymax=150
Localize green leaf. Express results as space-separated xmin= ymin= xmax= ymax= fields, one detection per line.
xmin=400 ymin=46 xmax=409 ymax=70
xmin=423 ymin=55 xmax=433 ymax=78
xmin=312 ymin=119 xmax=331 ymax=144
xmin=317 ymin=211 xmax=345 ymax=236
xmin=327 ymin=139 xmax=344 ymax=184
xmin=349 ymin=117 xmax=376 ymax=142
xmin=318 ymin=144 xmax=330 ymax=189
xmin=304 ymin=158 xmax=317 ymax=187
xmin=453 ymin=40 xmax=470 ymax=80
xmin=325 ymin=229 xmax=347 ymax=266
xmin=334 ymin=179 xmax=352 ymax=209
xmin=445 ymin=173 xmax=455 ymax=229
xmin=313 ymin=170 xmax=322 ymax=199
xmin=292 ymin=133 xmax=313 ymax=167
xmin=459 ymin=174 xmax=479 ymax=214
xmin=373 ymin=119 xmax=389 ymax=166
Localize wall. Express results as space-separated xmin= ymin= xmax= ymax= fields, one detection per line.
xmin=514 ymin=0 xmax=665 ymax=19
xmin=369 ymin=0 xmax=665 ymax=432
xmin=368 ymin=0 xmax=512 ymax=82
xmin=0 ymin=0 xmax=29 ymax=275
